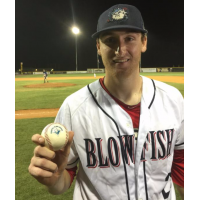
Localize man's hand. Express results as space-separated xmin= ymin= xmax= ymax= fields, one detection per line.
xmin=28 ymin=131 xmax=74 ymax=188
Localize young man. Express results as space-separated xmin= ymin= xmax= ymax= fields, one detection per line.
xmin=43 ymin=69 xmax=48 ymax=83
xmin=29 ymin=4 xmax=184 ymax=200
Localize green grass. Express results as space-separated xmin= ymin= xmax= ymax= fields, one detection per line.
xmin=15 ymin=73 xmax=106 ymax=78
xmin=15 ymin=72 xmax=184 ymax=110
xmin=15 ymin=72 xmax=184 ymax=200
xmin=163 ymin=82 xmax=184 ymax=97
xmin=15 ymin=118 xmax=75 ymax=200
xmin=15 ymin=79 xmax=95 ymax=110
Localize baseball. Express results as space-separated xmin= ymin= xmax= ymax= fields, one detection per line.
xmin=41 ymin=123 xmax=69 ymax=151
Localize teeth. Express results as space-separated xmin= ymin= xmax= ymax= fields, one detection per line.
xmin=114 ymin=59 xmax=129 ymax=63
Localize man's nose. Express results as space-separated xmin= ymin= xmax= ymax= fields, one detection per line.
xmin=115 ymin=42 xmax=126 ymax=57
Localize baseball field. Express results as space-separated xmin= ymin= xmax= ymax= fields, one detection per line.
xmin=15 ymin=72 xmax=184 ymax=200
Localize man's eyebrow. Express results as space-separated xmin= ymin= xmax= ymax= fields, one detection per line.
xmin=100 ymin=31 xmax=140 ymax=38
xmin=100 ymin=32 xmax=115 ymax=38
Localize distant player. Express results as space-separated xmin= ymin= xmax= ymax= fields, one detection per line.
xmin=43 ymin=69 xmax=48 ymax=83
xmin=94 ymin=73 xmax=96 ymax=77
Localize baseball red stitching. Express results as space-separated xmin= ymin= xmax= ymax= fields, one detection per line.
xmin=65 ymin=130 xmax=69 ymax=146
xmin=43 ymin=123 xmax=69 ymax=150
xmin=44 ymin=124 xmax=54 ymax=150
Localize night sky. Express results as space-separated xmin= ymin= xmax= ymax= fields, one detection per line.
xmin=15 ymin=0 xmax=184 ymax=71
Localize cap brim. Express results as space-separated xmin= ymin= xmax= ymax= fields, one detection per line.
xmin=92 ymin=25 xmax=148 ymax=38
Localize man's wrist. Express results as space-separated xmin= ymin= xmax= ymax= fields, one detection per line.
xmin=47 ymin=170 xmax=71 ymax=195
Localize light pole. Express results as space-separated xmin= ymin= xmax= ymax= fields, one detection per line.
xmin=72 ymin=27 xmax=80 ymax=71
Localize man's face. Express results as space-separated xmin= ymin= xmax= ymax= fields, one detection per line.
xmin=97 ymin=30 xmax=147 ymax=77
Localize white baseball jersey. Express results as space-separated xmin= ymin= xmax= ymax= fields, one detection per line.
xmin=55 ymin=76 xmax=184 ymax=200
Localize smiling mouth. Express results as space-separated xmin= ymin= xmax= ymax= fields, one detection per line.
xmin=113 ymin=59 xmax=129 ymax=63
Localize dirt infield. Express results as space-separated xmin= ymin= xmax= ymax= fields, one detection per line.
xmin=24 ymin=82 xmax=76 ymax=88
xmin=15 ymin=75 xmax=184 ymax=83
xmin=145 ymin=76 xmax=184 ymax=84
xmin=15 ymin=75 xmax=184 ymax=119
xmin=15 ymin=108 xmax=59 ymax=119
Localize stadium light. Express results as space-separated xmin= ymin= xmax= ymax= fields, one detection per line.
xmin=72 ymin=27 xmax=80 ymax=34
xmin=72 ymin=27 xmax=80 ymax=71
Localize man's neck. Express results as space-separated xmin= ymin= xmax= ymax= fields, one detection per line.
xmin=104 ymin=72 xmax=143 ymax=105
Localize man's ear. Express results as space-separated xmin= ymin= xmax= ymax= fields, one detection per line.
xmin=96 ymin=39 xmax=101 ymax=56
xmin=141 ymin=36 xmax=147 ymax=53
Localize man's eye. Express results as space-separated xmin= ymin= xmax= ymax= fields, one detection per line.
xmin=105 ymin=38 xmax=115 ymax=43
xmin=126 ymin=37 xmax=134 ymax=41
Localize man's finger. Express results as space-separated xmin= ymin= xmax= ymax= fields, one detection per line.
xmin=32 ymin=134 xmax=45 ymax=145
xmin=32 ymin=157 xmax=58 ymax=173
xmin=34 ymin=146 xmax=56 ymax=160
xmin=29 ymin=164 xmax=54 ymax=178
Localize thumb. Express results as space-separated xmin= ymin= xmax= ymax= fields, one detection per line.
xmin=63 ymin=131 xmax=74 ymax=157
xmin=32 ymin=134 xmax=45 ymax=146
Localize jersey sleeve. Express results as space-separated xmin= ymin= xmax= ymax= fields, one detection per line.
xmin=172 ymin=93 xmax=184 ymax=187
xmin=54 ymin=100 xmax=79 ymax=169
xmin=171 ymin=149 xmax=184 ymax=187
xmin=66 ymin=166 xmax=78 ymax=186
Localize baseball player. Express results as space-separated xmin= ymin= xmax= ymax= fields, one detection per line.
xmin=43 ymin=69 xmax=48 ymax=83
xmin=28 ymin=4 xmax=184 ymax=200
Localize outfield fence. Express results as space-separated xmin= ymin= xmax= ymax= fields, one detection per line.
xmin=15 ymin=67 xmax=184 ymax=75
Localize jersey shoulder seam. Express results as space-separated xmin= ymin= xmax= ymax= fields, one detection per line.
xmin=67 ymin=81 xmax=102 ymax=118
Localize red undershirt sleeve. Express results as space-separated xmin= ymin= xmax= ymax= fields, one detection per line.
xmin=66 ymin=166 xmax=77 ymax=186
xmin=171 ymin=149 xmax=184 ymax=187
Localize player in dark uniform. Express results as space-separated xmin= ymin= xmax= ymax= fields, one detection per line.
xmin=43 ymin=69 xmax=48 ymax=83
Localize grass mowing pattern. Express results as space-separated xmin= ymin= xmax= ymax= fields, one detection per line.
xmin=15 ymin=72 xmax=184 ymax=199
xmin=15 ymin=79 xmax=94 ymax=110
xmin=15 ymin=73 xmax=184 ymax=110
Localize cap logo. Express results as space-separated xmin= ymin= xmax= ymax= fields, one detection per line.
xmin=107 ymin=7 xmax=128 ymax=22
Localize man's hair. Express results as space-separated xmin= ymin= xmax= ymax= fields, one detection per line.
xmin=141 ymin=33 xmax=147 ymax=42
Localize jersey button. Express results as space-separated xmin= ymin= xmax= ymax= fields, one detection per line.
xmin=126 ymin=122 xmax=131 ymax=127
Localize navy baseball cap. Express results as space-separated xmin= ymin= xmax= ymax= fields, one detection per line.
xmin=92 ymin=4 xmax=148 ymax=38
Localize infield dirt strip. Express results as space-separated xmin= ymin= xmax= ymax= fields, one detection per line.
xmin=15 ymin=76 xmax=184 ymax=119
